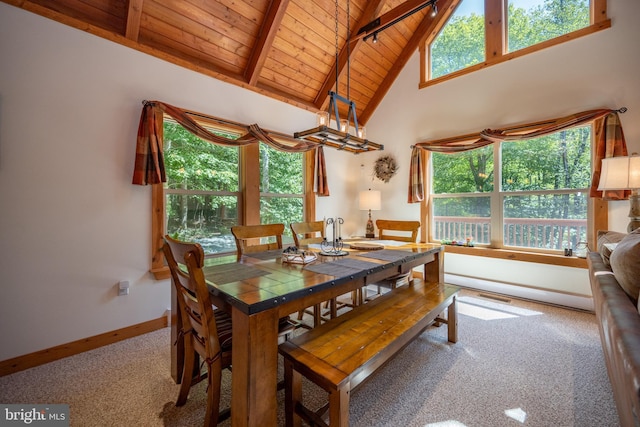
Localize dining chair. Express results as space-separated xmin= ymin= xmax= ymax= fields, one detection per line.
xmin=370 ymin=219 xmax=421 ymax=296
xmin=163 ymin=235 xmax=233 ymax=426
xmin=230 ymin=223 xmax=285 ymax=261
xmin=290 ymin=220 xmax=353 ymax=326
xmin=376 ymin=219 xmax=421 ymax=243
xmin=231 ymin=223 xmax=304 ymax=334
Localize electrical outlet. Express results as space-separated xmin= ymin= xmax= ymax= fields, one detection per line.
xmin=118 ymin=280 xmax=130 ymax=296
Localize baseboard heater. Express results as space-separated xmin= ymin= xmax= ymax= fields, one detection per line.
xmin=444 ymin=273 xmax=594 ymax=312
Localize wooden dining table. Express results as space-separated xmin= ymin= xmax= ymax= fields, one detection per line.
xmin=170 ymin=240 xmax=444 ymax=426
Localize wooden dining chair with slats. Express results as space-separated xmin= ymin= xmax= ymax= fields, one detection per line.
xmin=230 ymin=223 xmax=285 ymax=261
xmin=163 ymin=235 xmax=233 ymax=427
xmin=290 ymin=220 xmax=354 ymax=327
xmin=370 ymin=219 xmax=422 ymax=297
xmin=231 ymin=223 xmax=305 ymax=334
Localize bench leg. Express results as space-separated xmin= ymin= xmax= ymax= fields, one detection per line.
xmin=448 ymin=296 xmax=458 ymax=343
xmin=284 ymin=359 xmax=302 ymax=427
xmin=328 ymin=385 xmax=350 ymax=427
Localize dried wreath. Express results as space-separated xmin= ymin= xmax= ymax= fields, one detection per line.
xmin=374 ymin=155 xmax=399 ymax=183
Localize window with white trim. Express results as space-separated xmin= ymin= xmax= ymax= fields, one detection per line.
xmin=431 ymin=125 xmax=591 ymax=252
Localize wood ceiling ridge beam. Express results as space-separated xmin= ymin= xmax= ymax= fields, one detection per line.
xmin=125 ymin=0 xmax=144 ymax=41
xmin=360 ymin=0 xmax=457 ymax=124
xmin=353 ymin=0 xmax=436 ymax=42
xmin=244 ymin=0 xmax=290 ymax=86
xmin=313 ymin=0 xmax=387 ymax=111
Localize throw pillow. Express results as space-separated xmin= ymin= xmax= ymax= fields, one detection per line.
xmin=610 ymin=228 xmax=640 ymax=301
xmin=597 ymin=230 xmax=627 ymax=268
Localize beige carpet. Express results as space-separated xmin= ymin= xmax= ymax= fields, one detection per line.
xmin=0 ymin=288 xmax=619 ymax=426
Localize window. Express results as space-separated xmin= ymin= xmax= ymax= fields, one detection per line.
xmin=163 ymin=121 xmax=240 ymax=255
xmin=422 ymin=0 xmax=608 ymax=86
xmin=507 ymin=0 xmax=590 ymax=53
xmin=431 ymin=126 xmax=591 ymax=253
xmin=259 ymin=144 xmax=304 ymax=244
xmin=430 ymin=0 xmax=485 ymax=79
xmin=161 ymin=119 xmax=305 ymax=256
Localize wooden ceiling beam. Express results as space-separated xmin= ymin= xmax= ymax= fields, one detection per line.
xmin=360 ymin=0 xmax=458 ymax=124
xmin=125 ymin=0 xmax=144 ymax=41
xmin=353 ymin=0 xmax=436 ymax=42
xmin=313 ymin=0 xmax=386 ymax=111
xmin=244 ymin=0 xmax=290 ymax=86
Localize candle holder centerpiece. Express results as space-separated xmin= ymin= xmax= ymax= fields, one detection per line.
xmin=320 ymin=217 xmax=348 ymax=256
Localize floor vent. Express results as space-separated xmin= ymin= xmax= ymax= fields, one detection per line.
xmin=478 ymin=293 xmax=512 ymax=303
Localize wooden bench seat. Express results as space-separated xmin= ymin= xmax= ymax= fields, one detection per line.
xmin=278 ymin=279 xmax=460 ymax=427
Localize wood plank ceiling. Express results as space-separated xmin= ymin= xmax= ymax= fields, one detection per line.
xmin=3 ymin=0 xmax=445 ymax=125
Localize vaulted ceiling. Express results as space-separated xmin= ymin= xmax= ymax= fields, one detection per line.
xmin=4 ymin=0 xmax=453 ymax=124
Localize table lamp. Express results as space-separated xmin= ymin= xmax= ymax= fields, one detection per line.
xmin=597 ymin=154 xmax=640 ymax=232
xmin=359 ymin=189 xmax=381 ymax=238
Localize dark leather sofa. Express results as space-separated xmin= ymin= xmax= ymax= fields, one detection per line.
xmin=588 ymin=232 xmax=640 ymax=427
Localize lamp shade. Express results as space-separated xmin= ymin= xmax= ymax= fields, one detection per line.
xmin=359 ymin=190 xmax=381 ymax=211
xmin=598 ymin=156 xmax=640 ymax=190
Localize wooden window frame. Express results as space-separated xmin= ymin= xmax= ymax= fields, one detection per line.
xmin=420 ymin=0 xmax=610 ymax=88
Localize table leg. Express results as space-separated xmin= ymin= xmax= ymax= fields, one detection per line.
xmin=447 ymin=296 xmax=458 ymax=343
xmin=423 ymin=249 xmax=444 ymax=284
xmin=231 ymin=307 xmax=280 ymax=426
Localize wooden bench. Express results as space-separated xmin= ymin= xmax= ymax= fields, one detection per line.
xmin=278 ymin=279 xmax=460 ymax=427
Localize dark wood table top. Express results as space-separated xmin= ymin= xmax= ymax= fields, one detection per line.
xmin=203 ymin=242 xmax=443 ymax=315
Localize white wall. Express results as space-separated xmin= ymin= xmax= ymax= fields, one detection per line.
xmin=355 ymin=0 xmax=640 ymax=302
xmin=0 ymin=4 xmax=316 ymax=361
xmin=1 ymin=0 xmax=638 ymax=361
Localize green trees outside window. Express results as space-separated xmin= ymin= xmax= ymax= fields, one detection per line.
xmin=163 ymin=121 xmax=304 ymax=254
xmin=430 ymin=0 xmax=591 ymax=80
xmin=259 ymin=144 xmax=304 ymax=243
xmin=431 ymin=1 xmax=485 ymax=80
xmin=431 ymin=126 xmax=591 ymax=251
xmin=508 ymin=0 xmax=590 ymax=53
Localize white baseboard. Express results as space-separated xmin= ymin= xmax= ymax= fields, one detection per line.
xmin=445 ymin=273 xmax=594 ymax=312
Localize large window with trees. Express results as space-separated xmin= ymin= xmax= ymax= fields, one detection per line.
xmin=431 ymin=126 xmax=591 ymax=252
xmin=164 ymin=121 xmax=240 ymax=254
xmin=259 ymin=144 xmax=304 ymax=231
xmin=422 ymin=0 xmax=608 ymax=86
xmin=162 ymin=120 xmax=305 ymax=255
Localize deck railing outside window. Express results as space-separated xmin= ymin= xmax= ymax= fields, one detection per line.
xmin=433 ymin=216 xmax=587 ymax=251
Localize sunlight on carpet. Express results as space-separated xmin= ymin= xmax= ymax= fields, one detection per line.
xmin=423 ymin=420 xmax=468 ymax=427
xmin=457 ymin=295 xmax=543 ymax=320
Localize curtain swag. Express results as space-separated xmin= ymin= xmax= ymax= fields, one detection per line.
xmin=408 ymin=108 xmax=628 ymax=203
xmin=132 ymin=100 xmax=329 ymax=196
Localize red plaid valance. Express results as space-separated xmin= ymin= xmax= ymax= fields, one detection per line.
xmin=132 ymin=101 xmax=329 ymax=196
xmin=408 ymin=108 xmax=628 ymax=203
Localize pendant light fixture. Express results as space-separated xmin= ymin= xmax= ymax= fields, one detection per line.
xmin=294 ymin=0 xmax=383 ymax=154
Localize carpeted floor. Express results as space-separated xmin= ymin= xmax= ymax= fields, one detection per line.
xmin=0 ymin=289 xmax=619 ymax=426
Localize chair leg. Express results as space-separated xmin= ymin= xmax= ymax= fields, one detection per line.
xmin=204 ymin=358 xmax=223 ymax=427
xmin=284 ymin=359 xmax=302 ymax=427
xmin=176 ymin=338 xmax=196 ymax=406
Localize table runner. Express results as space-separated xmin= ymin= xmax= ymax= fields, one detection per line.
xmin=358 ymin=249 xmax=413 ymax=262
xmin=244 ymin=249 xmax=283 ymax=260
xmin=203 ymin=263 xmax=270 ymax=284
xmin=304 ymin=258 xmax=380 ymax=277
